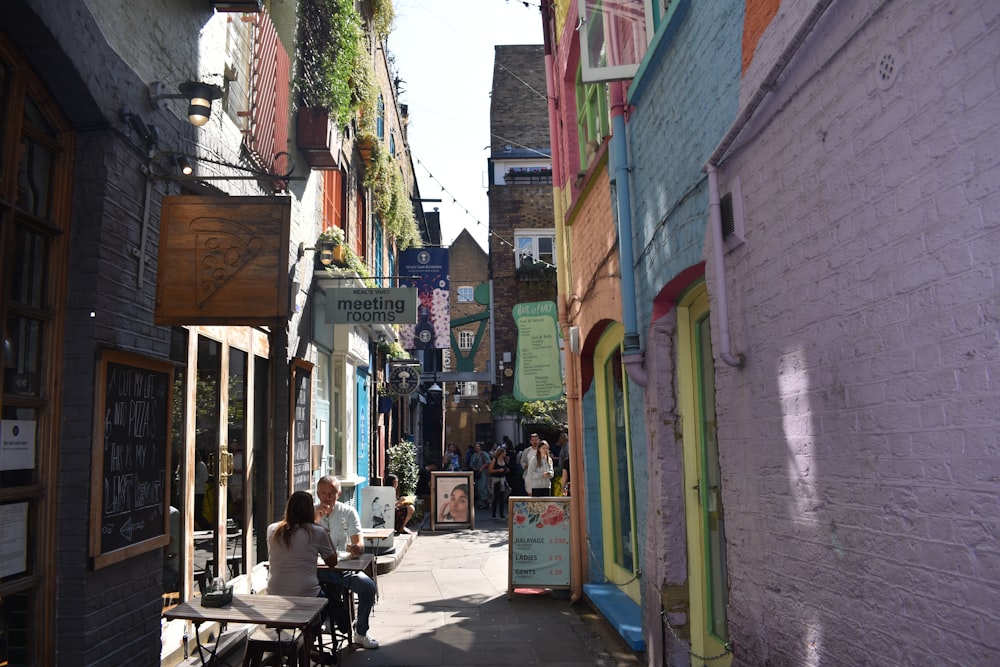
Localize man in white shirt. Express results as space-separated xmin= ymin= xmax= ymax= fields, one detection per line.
xmin=315 ymin=476 xmax=380 ymax=650
xmin=520 ymin=433 xmax=541 ymax=484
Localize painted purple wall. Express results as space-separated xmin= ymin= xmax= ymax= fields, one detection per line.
xmin=710 ymin=0 xmax=1000 ymax=663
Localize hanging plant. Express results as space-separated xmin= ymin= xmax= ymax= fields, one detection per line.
xmin=297 ymin=0 xmax=362 ymax=127
xmin=369 ymin=0 xmax=395 ymax=42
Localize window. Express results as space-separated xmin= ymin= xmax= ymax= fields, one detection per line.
xmin=514 ymin=231 xmax=557 ymax=268
xmin=322 ymin=169 xmax=345 ymax=230
xmin=223 ymin=14 xmax=253 ymax=129
xmin=376 ymin=95 xmax=385 ymax=139
xmin=576 ymin=69 xmax=610 ymax=168
xmin=578 ymin=0 xmax=649 ymax=82
xmin=456 ymin=382 xmax=478 ymax=397
xmin=458 ymin=330 xmax=475 ymax=351
xmin=457 ymin=286 xmax=474 ymax=303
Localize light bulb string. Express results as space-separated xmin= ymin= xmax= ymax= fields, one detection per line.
xmin=414 ymin=156 xmax=556 ymax=270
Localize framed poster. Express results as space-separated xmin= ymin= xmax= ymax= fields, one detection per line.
xmin=89 ymin=349 xmax=174 ymax=569
xmin=360 ymin=485 xmax=396 ymax=554
xmin=508 ymin=496 xmax=571 ymax=596
xmin=430 ymin=471 xmax=474 ymax=531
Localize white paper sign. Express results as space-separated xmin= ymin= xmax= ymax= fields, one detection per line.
xmin=0 ymin=420 xmax=36 ymax=471
xmin=0 ymin=502 xmax=28 ymax=578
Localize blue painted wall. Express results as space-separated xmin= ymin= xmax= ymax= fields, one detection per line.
xmin=626 ymin=0 xmax=744 ymax=331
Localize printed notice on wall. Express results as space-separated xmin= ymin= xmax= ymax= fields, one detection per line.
xmin=0 ymin=502 xmax=28 ymax=578
xmin=0 ymin=420 xmax=36 ymax=471
xmin=508 ymin=497 xmax=571 ymax=595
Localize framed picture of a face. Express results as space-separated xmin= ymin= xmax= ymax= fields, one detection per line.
xmin=430 ymin=471 xmax=474 ymax=531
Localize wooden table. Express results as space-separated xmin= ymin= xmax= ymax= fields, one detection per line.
xmin=164 ymin=593 xmax=327 ymax=666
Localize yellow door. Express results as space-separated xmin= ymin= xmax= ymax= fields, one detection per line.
xmin=594 ymin=324 xmax=640 ymax=602
xmin=677 ymin=285 xmax=732 ymax=665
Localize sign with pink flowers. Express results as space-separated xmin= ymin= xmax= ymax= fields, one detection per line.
xmin=508 ymin=497 xmax=571 ymax=594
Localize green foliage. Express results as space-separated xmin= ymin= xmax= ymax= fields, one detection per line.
xmin=316 ymin=226 xmax=345 ymax=244
xmin=379 ymin=340 xmax=410 ymax=359
xmin=352 ymin=46 xmax=379 ymax=134
xmin=370 ymin=0 xmax=395 ymax=41
xmin=490 ymin=394 xmax=567 ymax=431
xmin=297 ymin=0 xmax=362 ymax=127
xmin=362 ymin=134 xmax=420 ymax=251
xmin=490 ymin=393 xmax=524 ymax=418
xmin=521 ymin=399 xmax=568 ymax=430
xmin=387 ymin=439 xmax=419 ymax=496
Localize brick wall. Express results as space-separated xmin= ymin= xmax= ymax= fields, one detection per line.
xmin=713 ymin=0 xmax=1000 ymax=663
xmin=488 ymin=43 xmax=554 ymax=400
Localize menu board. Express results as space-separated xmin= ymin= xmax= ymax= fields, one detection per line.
xmin=508 ymin=497 xmax=571 ymax=595
xmin=512 ymin=301 xmax=562 ymax=401
xmin=290 ymin=359 xmax=314 ymax=492
xmin=90 ymin=350 xmax=174 ymax=569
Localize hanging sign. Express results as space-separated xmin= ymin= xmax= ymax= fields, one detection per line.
xmin=325 ymin=287 xmax=418 ymax=324
xmin=387 ymin=362 xmax=421 ymax=395
xmin=512 ymin=301 xmax=563 ymax=401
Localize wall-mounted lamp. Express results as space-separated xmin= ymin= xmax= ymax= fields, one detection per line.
xmin=427 ymin=381 xmax=442 ymax=394
xmin=119 ymin=107 xmax=159 ymax=148
xmin=452 ymin=387 xmax=462 ymax=406
xmin=150 ymin=81 xmax=223 ymax=127
xmin=296 ymin=240 xmax=338 ymax=267
xmin=174 ymin=155 xmax=193 ymax=176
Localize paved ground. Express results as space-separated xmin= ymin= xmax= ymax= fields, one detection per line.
xmin=342 ymin=516 xmax=645 ymax=667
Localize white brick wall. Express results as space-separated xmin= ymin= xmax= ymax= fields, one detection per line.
xmin=711 ymin=0 xmax=1000 ymax=663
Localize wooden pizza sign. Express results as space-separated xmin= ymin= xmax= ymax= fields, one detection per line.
xmin=155 ymin=195 xmax=291 ymax=325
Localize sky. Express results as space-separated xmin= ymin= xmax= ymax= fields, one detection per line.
xmin=387 ymin=0 xmax=545 ymax=251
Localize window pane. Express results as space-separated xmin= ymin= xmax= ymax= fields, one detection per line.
xmin=538 ymin=237 xmax=555 ymax=265
xmin=4 ymin=315 xmax=42 ymax=397
xmin=0 ymin=590 xmax=32 ymax=665
xmin=606 ymin=347 xmax=634 ymax=571
xmin=16 ymin=137 xmax=54 ymax=219
xmin=11 ymin=227 xmax=48 ymax=308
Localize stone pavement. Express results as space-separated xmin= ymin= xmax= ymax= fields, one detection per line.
xmin=343 ymin=516 xmax=645 ymax=667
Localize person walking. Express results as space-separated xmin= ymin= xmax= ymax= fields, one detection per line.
xmin=470 ymin=443 xmax=491 ymax=509
xmin=525 ymin=441 xmax=554 ymax=497
xmin=488 ymin=448 xmax=511 ymax=518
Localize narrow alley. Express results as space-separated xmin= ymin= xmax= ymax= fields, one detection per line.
xmin=343 ymin=521 xmax=643 ymax=667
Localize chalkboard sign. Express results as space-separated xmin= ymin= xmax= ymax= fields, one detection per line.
xmin=290 ymin=359 xmax=313 ymax=492
xmin=90 ymin=350 xmax=174 ymax=569
xmin=508 ymin=496 xmax=571 ymax=596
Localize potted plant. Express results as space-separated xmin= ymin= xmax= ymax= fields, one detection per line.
xmin=296 ymin=0 xmax=362 ymax=168
xmin=314 ymin=227 xmax=347 ymax=269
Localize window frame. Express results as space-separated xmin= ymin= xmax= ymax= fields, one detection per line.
xmin=513 ymin=230 xmax=557 ymax=268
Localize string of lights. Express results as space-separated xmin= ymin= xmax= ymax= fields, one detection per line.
xmin=414 ymin=156 xmax=557 ymax=270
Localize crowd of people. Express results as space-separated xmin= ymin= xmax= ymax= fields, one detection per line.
xmin=432 ymin=432 xmax=571 ymax=515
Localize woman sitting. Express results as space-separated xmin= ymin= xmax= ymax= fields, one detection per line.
xmin=266 ymin=491 xmax=339 ymax=664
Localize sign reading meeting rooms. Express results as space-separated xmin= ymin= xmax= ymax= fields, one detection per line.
xmin=325 ymin=288 xmax=418 ymax=324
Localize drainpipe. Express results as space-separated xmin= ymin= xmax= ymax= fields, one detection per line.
xmin=703 ymin=0 xmax=834 ymax=368
xmin=609 ymin=82 xmax=647 ymax=387
xmin=705 ymin=164 xmax=743 ymax=368
xmin=542 ymin=3 xmax=584 ymax=604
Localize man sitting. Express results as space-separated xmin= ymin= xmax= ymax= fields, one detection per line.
xmin=314 ymin=476 xmax=380 ymax=650
xmin=384 ymin=474 xmax=415 ymax=535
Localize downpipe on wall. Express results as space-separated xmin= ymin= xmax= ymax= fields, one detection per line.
xmin=609 ymin=82 xmax=648 ymax=388
xmin=702 ymin=0 xmax=835 ymax=369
